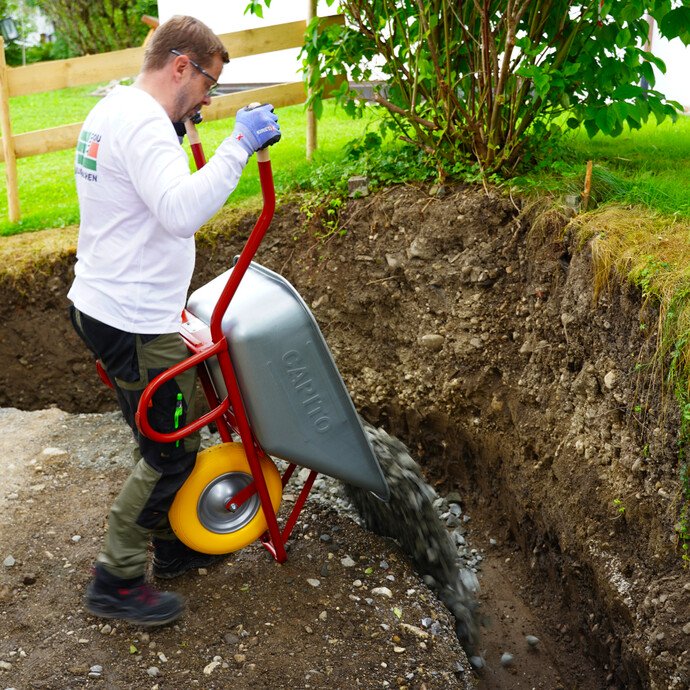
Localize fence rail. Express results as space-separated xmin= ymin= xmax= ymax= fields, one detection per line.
xmin=0 ymin=12 xmax=343 ymax=224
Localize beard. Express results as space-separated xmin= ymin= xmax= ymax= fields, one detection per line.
xmin=172 ymin=88 xmax=202 ymax=123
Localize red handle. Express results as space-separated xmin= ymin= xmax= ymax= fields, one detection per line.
xmin=210 ymin=149 xmax=274 ymax=342
xmin=185 ymin=119 xmax=206 ymax=169
xmin=135 ymin=339 xmax=230 ymax=443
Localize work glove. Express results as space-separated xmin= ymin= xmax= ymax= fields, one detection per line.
xmin=232 ymin=103 xmax=281 ymax=156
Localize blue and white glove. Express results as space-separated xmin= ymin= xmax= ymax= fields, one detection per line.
xmin=232 ymin=103 xmax=281 ymax=156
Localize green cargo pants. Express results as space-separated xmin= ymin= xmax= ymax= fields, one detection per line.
xmin=70 ymin=306 xmax=200 ymax=580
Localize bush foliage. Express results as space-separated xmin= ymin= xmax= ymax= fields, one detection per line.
xmin=252 ymin=0 xmax=690 ymax=176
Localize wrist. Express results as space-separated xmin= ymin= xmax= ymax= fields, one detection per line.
xmin=231 ymin=124 xmax=256 ymax=156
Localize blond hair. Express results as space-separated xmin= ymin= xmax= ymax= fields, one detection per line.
xmin=143 ymin=15 xmax=229 ymax=72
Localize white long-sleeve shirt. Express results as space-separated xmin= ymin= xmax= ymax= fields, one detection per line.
xmin=68 ymin=85 xmax=249 ymax=334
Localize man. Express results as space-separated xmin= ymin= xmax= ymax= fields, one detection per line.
xmin=68 ymin=15 xmax=280 ymax=626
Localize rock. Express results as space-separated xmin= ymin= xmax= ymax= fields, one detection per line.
xmin=500 ymin=652 xmax=514 ymax=666
xmin=348 ymin=176 xmax=369 ymax=198
xmin=3 ymin=556 xmax=16 ymax=568
xmin=419 ymin=334 xmax=444 ymax=351
xmin=146 ymin=667 xmax=160 ymax=677
xmin=603 ymin=370 xmax=617 ymax=389
xmin=393 ymin=646 xmax=406 ymax=653
xmin=399 ymin=623 xmax=428 ymax=639
xmin=526 ymin=635 xmax=540 ymax=647
xmin=42 ymin=447 xmax=68 ymax=457
xmin=100 ymin=624 xmax=112 ymax=635
xmin=408 ymin=237 xmax=433 ymax=260
xmin=385 ymin=253 xmax=403 ymax=269
xmin=370 ymin=586 xmax=393 ymax=598
xmin=428 ymin=184 xmax=447 ymax=197
xmin=0 ymin=660 xmax=13 ymax=671
xmin=71 ymin=535 xmax=82 ymax=543
xmin=306 ymin=578 xmax=320 ymax=588
xmin=203 ymin=660 xmax=221 ymax=675
xmin=340 ymin=556 xmax=356 ymax=568
xmin=469 ymin=656 xmax=484 ymax=669
xmin=88 ymin=665 xmax=103 ymax=678
xmin=682 ymin=622 xmax=690 ymax=635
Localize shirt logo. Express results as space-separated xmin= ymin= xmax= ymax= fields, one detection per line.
xmin=76 ymin=130 xmax=101 ymax=176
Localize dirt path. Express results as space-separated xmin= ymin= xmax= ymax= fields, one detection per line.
xmin=0 ymin=408 xmax=473 ymax=689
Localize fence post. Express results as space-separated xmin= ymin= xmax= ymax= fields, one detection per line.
xmin=0 ymin=37 xmax=21 ymax=223
xmin=306 ymin=0 xmax=317 ymax=161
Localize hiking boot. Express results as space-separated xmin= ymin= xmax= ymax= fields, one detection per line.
xmin=152 ymin=537 xmax=222 ymax=580
xmin=85 ymin=567 xmax=184 ymax=627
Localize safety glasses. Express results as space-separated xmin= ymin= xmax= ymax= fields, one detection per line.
xmin=170 ymin=48 xmax=219 ymax=97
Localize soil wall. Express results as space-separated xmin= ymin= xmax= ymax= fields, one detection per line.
xmin=1 ymin=184 xmax=688 ymax=688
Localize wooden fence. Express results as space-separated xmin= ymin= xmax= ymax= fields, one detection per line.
xmin=0 ymin=13 xmax=344 ymax=224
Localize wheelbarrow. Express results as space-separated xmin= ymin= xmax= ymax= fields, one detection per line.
xmin=132 ymin=115 xmax=389 ymax=564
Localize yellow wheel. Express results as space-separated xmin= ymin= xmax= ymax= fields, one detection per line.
xmin=169 ymin=442 xmax=282 ymax=555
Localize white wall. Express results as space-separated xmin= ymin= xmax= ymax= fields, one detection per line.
xmin=651 ymin=28 xmax=690 ymax=111
xmin=157 ymin=1 xmax=336 ymax=85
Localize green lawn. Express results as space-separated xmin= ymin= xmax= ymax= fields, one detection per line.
xmin=0 ymin=88 xmax=374 ymax=236
xmin=516 ymin=114 xmax=690 ymax=220
xmin=1 ymin=80 xmax=689 ymax=235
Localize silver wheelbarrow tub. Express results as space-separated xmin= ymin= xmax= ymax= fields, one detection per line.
xmin=186 ymin=261 xmax=390 ymax=500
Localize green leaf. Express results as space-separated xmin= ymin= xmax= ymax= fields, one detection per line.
xmin=595 ymin=106 xmax=616 ymax=135
xmin=583 ymin=119 xmax=600 ymax=138
xmin=659 ymin=7 xmax=690 ymax=41
xmin=566 ymin=117 xmax=581 ymax=129
xmin=393 ymin=607 xmax=403 ymax=619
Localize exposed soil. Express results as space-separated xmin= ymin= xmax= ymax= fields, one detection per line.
xmin=1 ymin=182 xmax=689 ymax=690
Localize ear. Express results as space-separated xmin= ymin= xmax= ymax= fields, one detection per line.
xmin=170 ymin=53 xmax=188 ymax=82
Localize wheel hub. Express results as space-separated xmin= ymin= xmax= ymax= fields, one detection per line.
xmin=197 ymin=472 xmax=260 ymax=534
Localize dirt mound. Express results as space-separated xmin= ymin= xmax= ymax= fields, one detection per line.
xmin=1 ymin=182 xmax=688 ymax=689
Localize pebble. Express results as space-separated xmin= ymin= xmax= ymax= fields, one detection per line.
xmin=42 ymin=447 xmax=68 ymax=457
xmin=88 ymin=665 xmax=103 ymax=678
xmin=3 ymin=556 xmax=15 ymax=568
xmin=340 ymin=556 xmax=356 ymax=567
xmin=306 ymin=578 xmax=320 ymax=588
xmin=682 ymin=622 xmax=690 ymax=635
xmin=469 ymin=656 xmax=484 ymax=669
xmin=393 ymin=646 xmax=406 ymax=654
xmin=203 ymin=660 xmax=220 ymax=675
xmin=371 ymin=586 xmax=393 ymax=598
xmin=419 ymin=334 xmax=444 ymax=351
xmin=0 ymin=661 xmax=13 ymax=671
xmin=71 ymin=535 xmax=81 ymax=543
xmin=146 ymin=667 xmax=160 ymax=677
xmin=500 ymin=652 xmax=514 ymax=667
xmin=526 ymin=635 xmax=540 ymax=647
xmin=100 ymin=624 xmax=112 ymax=635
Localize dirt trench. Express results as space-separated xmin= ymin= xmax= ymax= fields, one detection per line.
xmin=1 ymin=183 xmax=688 ymax=689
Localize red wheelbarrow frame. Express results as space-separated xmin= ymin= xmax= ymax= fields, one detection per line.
xmin=133 ymin=134 xmax=314 ymax=564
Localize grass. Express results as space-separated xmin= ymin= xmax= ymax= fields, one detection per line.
xmin=0 ymin=87 xmax=375 ymax=236
xmin=513 ymin=114 xmax=690 ymax=220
